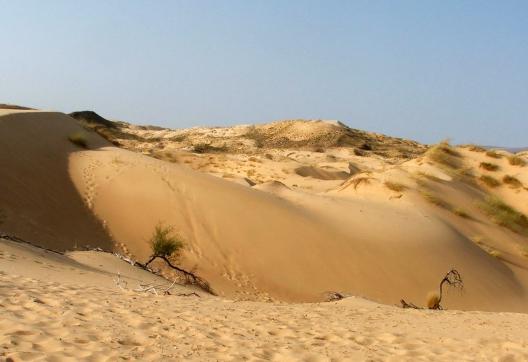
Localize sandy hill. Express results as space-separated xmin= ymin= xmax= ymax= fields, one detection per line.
xmin=1 ymin=109 xmax=528 ymax=313
xmin=3 ymin=109 xmax=528 ymax=360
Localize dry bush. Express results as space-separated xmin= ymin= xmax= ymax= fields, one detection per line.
xmin=353 ymin=148 xmax=366 ymax=156
xmin=503 ymin=175 xmax=523 ymax=188
xmin=426 ymin=141 xmax=462 ymax=169
xmin=479 ymin=162 xmax=499 ymax=171
xmin=508 ymin=155 xmax=526 ymax=166
xmin=68 ymin=132 xmax=88 ymax=148
xmin=480 ymin=196 xmax=528 ymax=234
xmin=349 ymin=177 xmax=371 ymax=189
xmin=485 ymin=150 xmax=503 ymax=159
xmin=384 ymin=181 xmax=407 ymax=192
xmin=479 ymin=175 xmax=501 ymax=188
xmin=426 ymin=292 xmax=441 ymax=309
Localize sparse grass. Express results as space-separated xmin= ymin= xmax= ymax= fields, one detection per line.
xmin=68 ymin=132 xmax=88 ymax=148
xmin=426 ymin=141 xmax=462 ymax=170
xmin=349 ymin=177 xmax=371 ymax=189
xmin=150 ymin=224 xmax=184 ymax=258
xmin=192 ymin=143 xmax=227 ymax=153
xmin=420 ymin=191 xmax=450 ymax=209
xmin=503 ymin=175 xmax=523 ymax=188
xmin=384 ymin=181 xmax=407 ymax=192
xmin=480 ymin=196 xmax=528 ymax=234
xmin=453 ymin=207 xmax=470 ymax=218
xmin=464 ymin=144 xmax=486 ymax=152
xmin=479 ymin=162 xmax=499 ymax=171
xmin=508 ymin=155 xmax=526 ymax=166
xmin=479 ymin=175 xmax=501 ymax=188
xmin=485 ymin=150 xmax=503 ymax=159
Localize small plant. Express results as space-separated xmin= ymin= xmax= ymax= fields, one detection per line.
xmin=453 ymin=208 xmax=470 ymax=218
xmin=488 ymin=249 xmax=502 ymax=258
xmin=480 ymin=196 xmax=528 ymax=234
xmin=426 ymin=141 xmax=462 ymax=170
xmin=465 ymin=144 xmax=486 ymax=152
xmin=421 ymin=191 xmax=450 ymax=209
xmin=401 ymin=269 xmax=463 ymax=310
xmin=502 ymin=175 xmax=522 ymax=188
xmin=384 ymin=181 xmax=407 ymax=192
xmin=148 ymin=224 xmax=184 ymax=261
xmin=479 ymin=162 xmax=499 ymax=171
xmin=508 ymin=155 xmax=526 ymax=166
xmin=68 ymin=132 xmax=88 ymax=148
xmin=479 ymin=175 xmax=501 ymax=188
xmin=485 ymin=150 xmax=503 ymax=159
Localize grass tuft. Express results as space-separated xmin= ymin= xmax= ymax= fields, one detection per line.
xmin=479 ymin=175 xmax=501 ymax=188
xmin=426 ymin=141 xmax=462 ymax=169
xmin=479 ymin=162 xmax=499 ymax=171
xmin=508 ymin=155 xmax=526 ymax=166
xmin=480 ymin=196 xmax=528 ymax=234
xmin=68 ymin=132 xmax=88 ymax=148
xmin=384 ymin=181 xmax=407 ymax=192
xmin=502 ymin=175 xmax=522 ymax=188
xmin=485 ymin=150 xmax=503 ymax=159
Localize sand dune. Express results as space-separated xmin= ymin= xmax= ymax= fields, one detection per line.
xmin=2 ymin=109 xmax=528 ymax=360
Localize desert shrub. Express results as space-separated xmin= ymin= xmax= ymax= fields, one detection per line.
xmin=479 ymin=175 xmax=501 ymax=188
xmin=485 ymin=150 xmax=503 ymax=159
xmin=426 ymin=141 xmax=462 ymax=169
xmin=508 ymin=155 xmax=526 ymax=166
xmin=479 ymin=162 xmax=499 ymax=171
xmin=503 ymin=175 xmax=522 ymax=188
xmin=150 ymin=224 xmax=184 ymax=258
xmin=68 ymin=132 xmax=88 ymax=148
xmin=384 ymin=181 xmax=407 ymax=192
xmin=480 ymin=196 xmax=528 ymax=234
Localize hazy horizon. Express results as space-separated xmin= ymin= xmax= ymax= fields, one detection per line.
xmin=1 ymin=1 xmax=527 ymax=146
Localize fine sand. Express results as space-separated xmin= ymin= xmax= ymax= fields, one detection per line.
xmin=1 ymin=108 xmax=528 ymax=360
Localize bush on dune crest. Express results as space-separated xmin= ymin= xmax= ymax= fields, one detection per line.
xmin=426 ymin=141 xmax=462 ymax=170
xmin=508 ymin=155 xmax=526 ymax=166
xmin=485 ymin=150 xmax=503 ymax=159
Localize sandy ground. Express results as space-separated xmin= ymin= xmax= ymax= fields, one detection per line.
xmin=2 ymin=109 xmax=528 ymax=360
xmin=2 ymin=238 xmax=528 ymax=361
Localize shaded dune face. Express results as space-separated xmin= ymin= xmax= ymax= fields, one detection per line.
xmin=294 ymin=165 xmax=350 ymax=180
xmin=0 ymin=111 xmax=113 ymax=251
xmin=2 ymin=110 xmax=528 ymax=312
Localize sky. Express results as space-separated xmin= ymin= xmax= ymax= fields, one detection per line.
xmin=1 ymin=1 xmax=527 ymax=146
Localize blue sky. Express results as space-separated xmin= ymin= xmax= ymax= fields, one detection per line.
xmin=1 ymin=1 xmax=527 ymax=146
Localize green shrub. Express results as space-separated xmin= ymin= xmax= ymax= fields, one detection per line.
xmin=150 ymin=224 xmax=184 ymax=258
xmin=68 ymin=132 xmax=88 ymax=148
xmin=480 ymin=196 xmax=528 ymax=234
xmin=479 ymin=162 xmax=499 ymax=171
xmin=479 ymin=175 xmax=501 ymax=188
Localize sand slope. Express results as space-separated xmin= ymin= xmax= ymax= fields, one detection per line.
xmin=2 ymin=238 xmax=528 ymax=361
xmin=1 ymin=110 xmax=528 ymax=312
